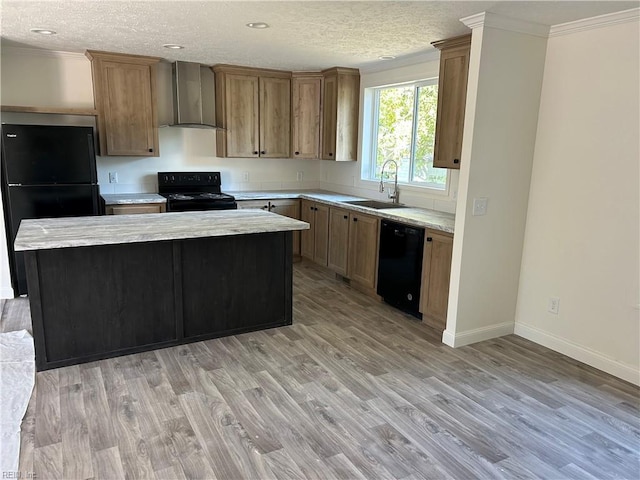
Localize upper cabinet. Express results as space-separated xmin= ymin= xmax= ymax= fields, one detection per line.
xmin=431 ymin=34 xmax=471 ymax=169
xmin=291 ymin=73 xmax=322 ymax=159
xmin=213 ymin=65 xmax=291 ymax=158
xmin=86 ymin=50 xmax=161 ymax=157
xmin=321 ymin=67 xmax=360 ymax=162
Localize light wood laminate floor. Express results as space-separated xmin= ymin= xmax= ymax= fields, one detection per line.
xmin=3 ymin=261 xmax=639 ymax=479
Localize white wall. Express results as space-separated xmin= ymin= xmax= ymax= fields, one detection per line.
xmin=444 ymin=15 xmax=549 ymax=348
xmin=320 ymin=56 xmax=459 ymax=214
xmin=514 ymin=17 xmax=640 ymax=384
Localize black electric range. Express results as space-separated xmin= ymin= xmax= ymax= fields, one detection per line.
xmin=158 ymin=172 xmax=237 ymax=212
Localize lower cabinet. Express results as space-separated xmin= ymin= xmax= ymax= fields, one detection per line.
xmin=419 ymin=230 xmax=454 ymax=330
xmin=237 ymin=199 xmax=301 ymax=256
xmin=327 ymin=206 xmax=379 ymax=290
xmin=300 ymin=199 xmax=329 ymax=265
xmin=105 ymin=203 xmax=166 ymax=214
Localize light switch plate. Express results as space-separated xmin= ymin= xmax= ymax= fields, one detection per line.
xmin=108 ymin=172 xmax=118 ymax=184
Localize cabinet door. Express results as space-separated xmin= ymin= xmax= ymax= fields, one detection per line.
xmin=292 ymin=76 xmax=322 ymax=159
xmin=314 ymin=204 xmax=330 ymax=267
xmin=327 ymin=207 xmax=350 ymax=276
xmin=226 ymin=74 xmax=260 ymax=158
xmin=433 ymin=42 xmax=470 ymax=169
xmin=321 ymin=75 xmax=337 ymax=160
xmin=348 ymin=213 xmax=379 ymax=289
xmin=99 ymin=61 xmax=158 ymax=156
xmin=300 ymin=199 xmax=315 ymax=260
xmin=270 ymin=200 xmax=301 ymax=256
xmin=259 ymin=77 xmax=291 ymax=158
xmin=420 ymin=231 xmax=453 ymax=329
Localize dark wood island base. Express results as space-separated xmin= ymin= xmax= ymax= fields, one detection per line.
xmin=24 ymin=231 xmax=293 ymax=370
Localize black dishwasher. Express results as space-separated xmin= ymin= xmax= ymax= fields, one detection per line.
xmin=377 ymin=220 xmax=425 ymax=318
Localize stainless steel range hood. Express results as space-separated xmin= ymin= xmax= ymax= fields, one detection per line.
xmin=166 ymin=61 xmax=219 ymax=129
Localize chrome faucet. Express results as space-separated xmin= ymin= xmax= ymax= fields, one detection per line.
xmin=379 ymin=160 xmax=399 ymax=203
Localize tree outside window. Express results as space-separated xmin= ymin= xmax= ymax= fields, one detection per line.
xmin=370 ymin=81 xmax=447 ymax=190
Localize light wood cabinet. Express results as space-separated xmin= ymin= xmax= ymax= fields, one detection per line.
xmin=327 ymin=207 xmax=379 ymax=290
xmin=321 ymin=68 xmax=360 ymax=162
xmin=213 ymin=65 xmax=291 ymax=158
xmin=419 ymin=230 xmax=453 ymax=329
xmin=348 ymin=212 xmax=379 ymax=289
xmin=291 ymin=73 xmax=322 ymax=159
xmin=300 ymin=199 xmax=329 ymax=266
xmin=86 ymin=50 xmax=160 ymax=157
xmin=431 ymin=34 xmax=471 ymax=169
xmin=237 ymin=199 xmax=301 ymax=255
xmin=327 ymin=207 xmax=350 ymax=276
xmin=105 ymin=203 xmax=166 ymax=215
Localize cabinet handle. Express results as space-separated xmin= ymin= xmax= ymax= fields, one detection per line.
xmin=253 ymin=151 xmax=258 ymax=155
xmin=426 ymin=237 xmax=433 ymax=242
xmin=309 ymin=206 xmax=314 ymax=210
xmin=328 ymin=152 xmax=333 ymax=157
xmin=453 ymin=159 xmax=460 ymax=164
xmin=263 ymin=205 xmax=269 ymax=210
xmin=294 ymin=151 xmax=300 ymax=155
xmin=343 ymin=215 xmax=348 ymax=219
xmin=353 ymin=217 xmax=358 ymax=222
xmin=148 ymin=148 xmax=153 ymax=153
xmin=261 ymin=150 xmax=266 ymax=155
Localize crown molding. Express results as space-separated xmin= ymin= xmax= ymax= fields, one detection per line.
xmin=549 ymin=7 xmax=640 ymax=37
xmin=0 ymin=46 xmax=86 ymax=59
xmin=460 ymin=11 xmax=550 ymax=38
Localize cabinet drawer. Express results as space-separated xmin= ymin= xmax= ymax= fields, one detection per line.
xmin=106 ymin=204 xmax=165 ymax=215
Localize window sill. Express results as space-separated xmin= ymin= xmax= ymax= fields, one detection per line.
xmin=359 ymin=178 xmax=452 ymax=198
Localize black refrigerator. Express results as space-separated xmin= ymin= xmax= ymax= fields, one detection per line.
xmin=1 ymin=124 xmax=101 ymax=295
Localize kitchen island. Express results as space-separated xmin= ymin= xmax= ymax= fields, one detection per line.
xmin=14 ymin=210 xmax=309 ymax=370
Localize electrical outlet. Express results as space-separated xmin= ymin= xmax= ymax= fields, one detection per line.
xmin=548 ymin=297 xmax=560 ymax=315
xmin=296 ymin=171 xmax=303 ymax=182
xmin=242 ymin=171 xmax=250 ymax=182
xmin=108 ymin=172 xmax=118 ymax=184
xmin=472 ymin=197 xmax=488 ymax=216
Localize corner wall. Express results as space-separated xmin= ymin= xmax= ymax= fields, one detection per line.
xmin=514 ymin=16 xmax=640 ymax=384
xmin=444 ymin=15 xmax=548 ymax=347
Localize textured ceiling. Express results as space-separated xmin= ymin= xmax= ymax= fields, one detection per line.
xmin=1 ymin=1 xmax=638 ymax=70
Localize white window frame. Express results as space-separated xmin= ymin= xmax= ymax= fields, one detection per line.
xmin=361 ymin=78 xmax=450 ymax=195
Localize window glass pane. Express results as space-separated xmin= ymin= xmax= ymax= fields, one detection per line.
xmin=375 ymin=86 xmax=413 ymax=183
xmin=412 ymin=84 xmax=447 ymax=189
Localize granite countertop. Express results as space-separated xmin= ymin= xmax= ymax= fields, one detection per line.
xmin=231 ymin=190 xmax=455 ymax=234
xmin=14 ymin=210 xmax=309 ymax=251
xmin=102 ymin=193 xmax=167 ymax=205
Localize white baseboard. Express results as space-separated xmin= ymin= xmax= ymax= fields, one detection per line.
xmin=514 ymin=323 xmax=640 ymax=386
xmin=0 ymin=287 xmax=15 ymax=299
xmin=442 ymin=321 xmax=515 ymax=348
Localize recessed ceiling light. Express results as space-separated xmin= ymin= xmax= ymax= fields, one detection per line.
xmin=163 ymin=44 xmax=184 ymax=50
xmin=378 ymin=55 xmax=396 ymax=60
xmin=246 ymin=22 xmax=269 ymax=29
xmin=30 ymin=28 xmax=56 ymax=35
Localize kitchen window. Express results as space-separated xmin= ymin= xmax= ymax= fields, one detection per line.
xmin=362 ymin=80 xmax=448 ymax=191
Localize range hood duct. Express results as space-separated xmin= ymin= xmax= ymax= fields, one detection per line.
xmin=169 ymin=61 xmax=219 ymax=129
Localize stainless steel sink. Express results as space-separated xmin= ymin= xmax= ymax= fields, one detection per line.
xmin=343 ymin=200 xmax=409 ymax=209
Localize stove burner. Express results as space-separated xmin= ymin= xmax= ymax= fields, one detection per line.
xmin=198 ymin=192 xmax=227 ymax=200
xmin=169 ymin=193 xmax=193 ymax=200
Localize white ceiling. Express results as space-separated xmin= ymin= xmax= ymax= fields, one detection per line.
xmin=1 ymin=1 xmax=637 ymax=70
